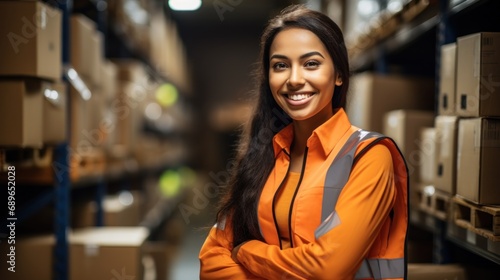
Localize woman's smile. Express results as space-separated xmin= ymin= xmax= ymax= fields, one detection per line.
xmin=285 ymin=92 xmax=315 ymax=104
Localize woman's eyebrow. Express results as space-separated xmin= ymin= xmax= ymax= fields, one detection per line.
xmin=270 ymin=51 xmax=324 ymax=60
xmin=300 ymin=51 xmax=324 ymax=59
xmin=270 ymin=54 xmax=288 ymax=60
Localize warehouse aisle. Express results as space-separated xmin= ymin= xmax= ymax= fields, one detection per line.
xmin=168 ymin=195 xmax=216 ymax=280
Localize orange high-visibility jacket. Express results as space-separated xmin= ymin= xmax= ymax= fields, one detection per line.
xmin=199 ymin=108 xmax=409 ymax=280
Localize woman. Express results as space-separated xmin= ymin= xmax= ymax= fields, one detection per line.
xmin=199 ymin=5 xmax=408 ymax=280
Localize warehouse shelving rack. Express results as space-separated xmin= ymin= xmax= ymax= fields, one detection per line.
xmin=0 ymin=1 xmax=193 ymax=279
xmin=349 ymin=0 xmax=500 ymax=268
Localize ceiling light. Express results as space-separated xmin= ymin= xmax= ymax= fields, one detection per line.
xmin=169 ymin=0 xmax=202 ymax=11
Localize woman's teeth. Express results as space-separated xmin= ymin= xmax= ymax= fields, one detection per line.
xmin=287 ymin=93 xmax=313 ymax=101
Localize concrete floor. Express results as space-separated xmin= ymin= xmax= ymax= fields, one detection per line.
xmin=168 ymin=194 xmax=217 ymax=280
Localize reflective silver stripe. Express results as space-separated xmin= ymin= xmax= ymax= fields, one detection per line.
xmin=315 ymin=129 xmax=403 ymax=279
xmin=314 ymin=211 xmax=341 ymax=238
xmin=355 ymin=258 xmax=405 ymax=279
xmin=318 ymin=129 xmax=383 ymax=238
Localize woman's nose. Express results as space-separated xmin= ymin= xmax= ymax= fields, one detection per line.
xmin=287 ymin=67 xmax=305 ymax=89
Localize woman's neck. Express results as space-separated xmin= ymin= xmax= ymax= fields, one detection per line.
xmin=291 ymin=107 xmax=337 ymax=153
xmin=291 ymin=122 xmax=312 ymax=153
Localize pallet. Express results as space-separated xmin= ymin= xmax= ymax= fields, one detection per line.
xmin=448 ymin=220 xmax=500 ymax=257
xmin=416 ymin=185 xmax=451 ymax=221
xmin=451 ymin=196 xmax=500 ymax=242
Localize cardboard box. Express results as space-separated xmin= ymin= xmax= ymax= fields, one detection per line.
xmin=0 ymin=79 xmax=45 ymax=147
xmin=101 ymin=60 xmax=118 ymax=102
xmin=70 ymin=227 xmax=149 ymax=280
xmin=72 ymin=191 xmax=142 ymax=228
xmin=419 ymin=127 xmax=436 ymax=185
xmin=101 ymin=108 xmax=117 ymax=149
xmin=87 ymin=87 xmax=107 ymax=147
xmin=0 ymin=235 xmax=54 ymax=280
xmin=456 ymin=32 xmax=500 ymax=117
xmin=457 ymin=118 xmax=500 ymax=204
xmin=43 ymin=81 xmax=67 ymax=144
xmin=114 ymin=59 xmax=146 ymax=83
xmin=71 ymin=14 xmax=102 ymax=86
xmin=1 ymin=228 xmax=149 ymax=280
xmin=68 ymin=70 xmax=92 ymax=151
xmin=0 ymin=1 xmax=61 ymax=80
xmin=434 ymin=116 xmax=459 ymax=194
xmin=91 ymin=31 xmax=104 ymax=87
xmin=382 ymin=110 xmax=435 ymax=189
xmin=347 ymin=73 xmax=434 ymax=133
xmin=407 ymin=264 xmax=467 ymax=280
xmin=149 ymin=12 xmax=167 ymax=73
xmin=115 ymin=82 xmax=142 ymax=151
xmin=438 ymin=43 xmax=457 ymax=115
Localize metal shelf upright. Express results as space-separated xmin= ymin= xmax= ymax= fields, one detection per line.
xmin=54 ymin=0 xmax=71 ymax=279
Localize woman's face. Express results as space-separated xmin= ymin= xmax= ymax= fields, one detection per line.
xmin=269 ymin=28 xmax=342 ymax=123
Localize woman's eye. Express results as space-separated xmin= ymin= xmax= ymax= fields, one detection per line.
xmin=273 ymin=62 xmax=287 ymax=70
xmin=305 ymin=60 xmax=320 ymax=68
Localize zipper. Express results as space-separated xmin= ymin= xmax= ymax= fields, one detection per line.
xmin=288 ymin=147 xmax=308 ymax=248
xmin=271 ymin=148 xmax=291 ymax=249
xmin=271 ymin=147 xmax=308 ymax=249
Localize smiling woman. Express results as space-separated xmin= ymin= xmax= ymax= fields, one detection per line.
xmin=199 ymin=4 xmax=409 ymax=280
xmin=269 ymin=28 xmax=341 ymax=125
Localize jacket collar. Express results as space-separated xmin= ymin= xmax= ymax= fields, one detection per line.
xmin=272 ymin=108 xmax=352 ymax=157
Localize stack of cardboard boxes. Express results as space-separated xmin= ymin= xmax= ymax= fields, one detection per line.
xmin=67 ymin=13 xmax=108 ymax=178
xmin=0 ymin=1 xmax=170 ymax=178
xmin=371 ymin=32 xmax=500 ymax=214
xmin=108 ymin=0 xmax=191 ymax=92
xmin=437 ymin=33 xmax=500 ymax=260
xmin=453 ymin=33 xmax=500 ymax=206
xmin=413 ymin=32 xmax=500 ymax=264
xmin=0 ymin=1 xmax=65 ymax=148
xmin=423 ymin=32 xmax=500 ymax=207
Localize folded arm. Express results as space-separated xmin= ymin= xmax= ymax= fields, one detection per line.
xmin=234 ymin=144 xmax=397 ymax=280
xmin=199 ymin=223 xmax=265 ymax=280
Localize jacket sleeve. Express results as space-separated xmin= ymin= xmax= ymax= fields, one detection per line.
xmin=235 ymin=144 xmax=397 ymax=280
xmin=199 ymin=220 xmax=266 ymax=280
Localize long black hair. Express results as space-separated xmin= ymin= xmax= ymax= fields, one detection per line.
xmin=215 ymin=4 xmax=350 ymax=247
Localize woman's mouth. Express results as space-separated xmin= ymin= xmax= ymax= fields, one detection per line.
xmin=287 ymin=93 xmax=314 ymax=101
xmin=284 ymin=92 xmax=315 ymax=106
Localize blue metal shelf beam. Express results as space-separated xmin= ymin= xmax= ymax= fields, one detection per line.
xmin=53 ymin=144 xmax=70 ymax=280
xmin=55 ymin=0 xmax=72 ymax=279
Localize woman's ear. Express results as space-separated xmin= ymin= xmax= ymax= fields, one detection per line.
xmin=335 ymin=75 xmax=343 ymax=86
